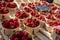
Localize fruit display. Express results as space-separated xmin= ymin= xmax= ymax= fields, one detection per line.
xmin=2 ymin=18 xmax=19 ymax=29
xmin=0 ymin=2 xmax=9 ymax=20
xmin=10 ymin=31 xmax=32 ymax=40
xmin=15 ymin=10 xmax=30 ymax=20
xmin=24 ymin=18 xmax=40 ymax=28
xmin=7 ymin=2 xmax=17 ymax=11
xmin=0 ymin=0 xmax=60 ymax=40
xmin=2 ymin=18 xmax=19 ymax=36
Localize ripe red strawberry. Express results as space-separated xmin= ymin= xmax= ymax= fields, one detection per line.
xmin=22 ymin=36 xmax=29 ymax=40
xmin=1 ymin=1 xmax=6 ymax=7
xmin=23 ymin=31 xmax=28 ymax=37
xmin=42 ymin=1 xmax=48 ymax=5
xmin=31 ymin=12 xmax=39 ymax=17
xmin=28 ymin=3 xmax=35 ymax=9
xmin=55 ymin=14 xmax=60 ymax=19
xmin=15 ymin=11 xmax=29 ymax=19
xmin=2 ymin=19 xmax=19 ymax=29
xmin=10 ymin=31 xmax=32 ymax=40
xmin=57 ymin=21 xmax=60 ymax=25
xmin=21 ymin=3 xmax=26 ymax=7
xmin=46 ymin=14 xmax=51 ymax=19
xmin=38 ymin=16 xmax=46 ymax=22
xmin=48 ymin=21 xmax=58 ymax=26
xmin=16 ymin=31 xmax=24 ymax=37
xmin=0 ymin=7 xmax=2 ymax=13
xmin=10 ymin=34 xmax=17 ymax=40
xmin=54 ymin=28 xmax=60 ymax=35
xmin=24 ymin=18 xmax=40 ymax=28
xmin=3 ymin=8 xmax=9 ymax=14
xmin=52 ymin=6 xmax=57 ymax=10
xmin=14 ymin=38 xmax=19 ymax=40
xmin=35 ymin=2 xmax=41 ymax=6
xmin=15 ymin=11 xmax=21 ymax=17
xmin=2 ymin=20 xmax=8 ymax=28
xmin=38 ymin=16 xmax=43 ymax=20
xmin=13 ymin=21 xmax=19 ymax=28
xmin=49 ymin=10 xmax=55 ymax=14
xmin=47 ymin=3 xmax=54 ymax=7
xmin=24 ymin=7 xmax=32 ymax=13
xmin=7 ymin=3 xmax=17 ymax=8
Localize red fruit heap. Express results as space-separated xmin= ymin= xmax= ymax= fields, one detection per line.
xmin=3 ymin=8 xmax=9 ymax=14
xmin=21 ymin=3 xmax=27 ymax=7
xmin=7 ymin=2 xmax=17 ymax=8
xmin=2 ymin=18 xmax=19 ymax=29
xmin=10 ymin=31 xmax=32 ymax=40
xmin=46 ymin=14 xmax=52 ymax=19
xmin=31 ymin=11 xmax=39 ymax=17
xmin=35 ymin=2 xmax=41 ymax=6
xmin=48 ymin=20 xmax=60 ymax=27
xmin=49 ymin=10 xmax=55 ymax=14
xmin=40 ymin=11 xmax=47 ymax=15
xmin=49 ymin=6 xmax=58 ymax=14
xmin=47 ymin=3 xmax=54 ymax=7
xmin=56 ymin=20 xmax=60 ymax=25
xmin=15 ymin=11 xmax=29 ymax=19
xmin=28 ymin=3 xmax=35 ymax=10
xmin=38 ymin=15 xmax=46 ymax=22
xmin=55 ymin=14 xmax=60 ymax=19
xmin=46 ymin=14 xmax=55 ymax=20
xmin=52 ymin=6 xmax=57 ymax=10
xmin=24 ymin=7 xmax=32 ymax=13
xmin=48 ymin=21 xmax=57 ymax=26
xmin=54 ymin=28 xmax=60 ymax=35
xmin=0 ymin=8 xmax=9 ymax=14
xmin=0 ymin=7 xmax=3 ymax=13
xmin=42 ymin=1 xmax=48 ymax=5
xmin=0 ymin=1 xmax=6 ymax=8
xmin=24 ymin=18 xmax=40 ymax=28
xmin=4 ymin=0 xmax=14 ymax=2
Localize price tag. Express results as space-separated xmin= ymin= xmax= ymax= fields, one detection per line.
xmin=35 ymin=5 xmax=51 ymax=12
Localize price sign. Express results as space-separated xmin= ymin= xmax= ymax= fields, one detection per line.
xmin=35 ymin=5 xmax=51 ymax=12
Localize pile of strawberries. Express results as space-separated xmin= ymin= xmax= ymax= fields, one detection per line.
xmin=0 ymin=0 xmax=17 ymax=14
xmin=2 ymin=18 xmax=19 ymax=29
xmin=24 ymin=18 xmax=40 ymax=28
xmin=0 ymin=1 xmax=9 ymax=14
xmin=15 ymin=11 xmax=29 ymax=19
xmin=19 ymin=1 xmax=60 ymax=35
xmin=1 ymin=0 xmax=60 ymax=39
xmin=10 ymin=31 xmax=32 ymax=40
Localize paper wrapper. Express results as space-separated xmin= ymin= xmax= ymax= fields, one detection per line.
xmin=2 ymin=27 xmax=19 ymax=37
xmin=15 ymin=13 xmax=31 ymax=27
xmin=23 ymin=21 xmax=45 ymax=34
xmin=23 ymin=25 xmax=40 ymax=34
xmin=15 ymin=0 xmax=21 ymax=2
xmin=8 ymin=7 xmax=17 ymax=11
xmin=0 ymin=14 xmax=9 ymax=21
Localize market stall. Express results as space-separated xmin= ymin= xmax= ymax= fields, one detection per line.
xmin=0 ymin=0 xmax=60 ymax=40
